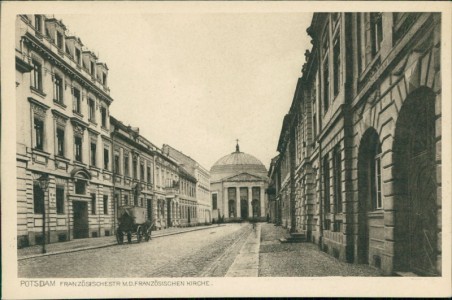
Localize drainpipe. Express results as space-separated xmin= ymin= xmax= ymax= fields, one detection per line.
xmin=112 ymin=129 xmax=116 ymax=234
xmin=318 ymin=138 xmax=324 ymax=250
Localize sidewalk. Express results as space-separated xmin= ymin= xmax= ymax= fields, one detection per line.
xmin=225 ymin=223 xmax=261 ymax=277
xmin=18 ymin=224 xmax=223 ymax=260
xmin=258 ymin=223 xmax=383 ymax=276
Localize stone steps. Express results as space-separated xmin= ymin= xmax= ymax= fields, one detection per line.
xmin=279 ymin=232 xmax=307 ymax=243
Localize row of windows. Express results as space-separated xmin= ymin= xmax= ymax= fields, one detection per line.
xmin=31 ymin=60 xmax=109 ymax=128
xmin=33 ymin=183 xmax=109 ymax=215
xmin=31 ymin=15 xmax=108 ymax=85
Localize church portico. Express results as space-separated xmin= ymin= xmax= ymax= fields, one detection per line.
xmin=210 ymin=142 xmax=269 ymax=222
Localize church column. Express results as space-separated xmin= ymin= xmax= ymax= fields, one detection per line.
xmin=236 ymin=186 xmax=241 ymax=218
xmin=248 ymin=186 xmax=253 ymax=218
xmin=260 ymin=186 xmax=265 ymax=218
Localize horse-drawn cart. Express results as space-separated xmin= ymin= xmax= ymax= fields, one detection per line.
xmin=116 ymin=206 xmax=152 ymax=244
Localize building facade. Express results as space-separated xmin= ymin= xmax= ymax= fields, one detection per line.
xmin=16 ymin=14 xmax=115 ymax=246
xmin=271 ymin=12 xmax=441 ymax=276
xmin=162 ymin=144 xmax=212 ymax=225
xmin=210 ymin=143 xmax=269 ymax=222
xmin=110 ymin=117 xmax=155 ymax=229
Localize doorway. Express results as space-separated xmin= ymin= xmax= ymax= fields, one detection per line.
xmin=73 ymin=201 xmax=88 ymax=239
xmin=240 ymin=200 xmax=248 ymax=219
xmin=167 ymin=199 xmax=172 ymax=227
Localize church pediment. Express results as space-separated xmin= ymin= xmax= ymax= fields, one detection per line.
xmin=224 ymin=172 xmax=266 ymax=182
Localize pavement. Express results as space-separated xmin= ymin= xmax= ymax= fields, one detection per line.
xmin=258 ymin=223 xmax=383 ymax=276
xmin=17 ymin=224 xmax=224 ymax=260
xmin=225 ymin=223 xmax=260 ymax=277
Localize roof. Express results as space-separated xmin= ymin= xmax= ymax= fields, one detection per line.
xmin=210 ymin=144 xmax=268 ymax=183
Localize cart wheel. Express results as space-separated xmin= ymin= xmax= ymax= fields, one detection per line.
xmin=145 ymin=227 xmax=151 ymax=242
xmin=137 ymin=226 xmax=143 ymax=243
xmin=116 ymin=230 xmax=124 ymax=245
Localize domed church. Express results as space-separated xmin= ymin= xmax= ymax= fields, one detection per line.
xmin=210 ymin=142 xmax=269 ymax=222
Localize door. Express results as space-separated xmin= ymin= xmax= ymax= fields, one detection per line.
xmin=73 ymin=201 xmax=88 ymax=239
xmin=167 ymin=199 xmax=172 ymax=227
xmin=241 ymin=200 xmax=248 ymax=219
xmin=146 ymin=199 xmax=152 ymax=222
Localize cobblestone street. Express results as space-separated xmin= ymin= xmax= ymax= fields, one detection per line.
xmin=19 ymin=223 xmax=383 ymax=278
xmin=259 ymin=223 xmax=383 ymax=277
xmin=18 ymin=224 xmax=250 ymax=278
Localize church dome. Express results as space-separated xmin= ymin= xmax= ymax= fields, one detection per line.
xmin=210 ymin=143 xmax=268 ymax=182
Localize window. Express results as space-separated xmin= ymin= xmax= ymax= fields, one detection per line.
xmin=89 ymin=142 xmax=96 ymax=166
xmin=53 ymin=74 xmax=63 ymax=103
xmin=333 ymin=33 xmax=341 ymax=97
xmin=75 ymin=180 xmax=86 ymax=194
xmin=31 ymin=60 xmax=43 ymax=91
xmin=322 ymin=28 xmax=329 ymax=112
xmin=75 ymin=48 xmax=81 ymax=65
xmin=74 ymin=136 xmax=82 ymax=162
xmin=35 ymin=15 xmax=42 ymax=33
xmin=88 ymin=98 xmax=95 ymax=122
xmin=212 ymin=194 xmax=218 ymax=209
xmin=375 ymin=152 xmax=382 ymax=209
xmin=56 ymin=186 xmax=65 ymax=214
xmin=114 ymin=153 xmax=120 ymax=174
xmin=103 ymin=195 xmax=108 ymax=215
xmin=101 ymin=107 xmax=107 ymax=128
xmin=147 ymin=166 xmax=151 ymax=184
xmin=323 ymin=155 xmax=330 ymax=214
xmin=124 ymin=195 xmax=129 ymax=206
xmin=33 ymin=182 xmax=44 ymax=214
xmin=133 ymin=158 xmax=138 ymax=179
xmin=356 ymin=13 xmax=363 ymax=74
xmin=134 ymin=194 xmax=138 ymax=206
xmin=56 ymin=31 xmax=64 ymax=49
xmin=124 ymin=154 xmax=129 ymax=176
xmin=333 ymin=146 xmax=342 ymax=213
xmin=370 ymin=13 xmax=383 ymax=56
xmin=73 ymin=88 xmax=81 ymax=114
xmin=91 ymin=193 xmax=96 ymax=214
xmin=104 ymin=148 xmax=109 ymax=170
xmin=90 ymin=61 xmax=95 ymax=76
xmin=34 ymin=118 xmax=44 ymax=150
xmin=140 ymin=163 xmax=145 ymax=181
xmin=102 ymin=73 xmax=107 ymax=85
xmin=57 ymin=128 xmax=65 ymax=156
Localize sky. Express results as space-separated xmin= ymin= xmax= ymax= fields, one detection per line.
xmin=57 ymin=12 xmax=313 ymax=170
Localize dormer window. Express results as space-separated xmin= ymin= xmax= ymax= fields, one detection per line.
xmin=75 ymin=48 xmax=81 ymax=65
xmin=57 ymin=31 xmax=64 ymax=50
xmin=102 ymin=72 xmax=107 ymax=86
xmin=90 ymin=61 xmax=95 ymax=76
xmin=35 ymin=15 xmax=42 ymax=33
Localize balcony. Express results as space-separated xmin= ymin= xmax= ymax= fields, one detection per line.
xmin=164 ymin=181 xmax=179 ymax=198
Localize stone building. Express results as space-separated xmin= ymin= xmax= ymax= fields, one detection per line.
xmin=16 ymin=15 xmax=114 ymax=246
xmin=272 ymin=12 xmax=441 ymax=276
xmin=109 ymin=117 xmax=155 ymax=228
xmin=162 ymin=144 xmax=212 ymax=224
xmin=210 ymin=143 xmax=269 ymax=222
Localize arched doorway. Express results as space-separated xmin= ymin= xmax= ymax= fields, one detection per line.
xmin=357 ymin=128 xmax=382 ymax=264
xmin=394 ymin=87 xmax=437 ymax=275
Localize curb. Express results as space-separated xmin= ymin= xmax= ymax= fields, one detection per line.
xmin=18 ymin=224 xmax=225 ymax=261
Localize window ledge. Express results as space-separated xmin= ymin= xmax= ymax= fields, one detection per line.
xmin=53 ymin=100 xmax=66 ymax=109
xmin=73 ymin=111 xmax=84 ymax=118
xmin=55 ymin=155 xmax=70 ymax=162
xmin=359 ymin=53 xmax=381 ymax=83
xmin=73 ymin=161 xmax=86 ymax=168
xmin=89 ymin=119 xmax=97 ymax=125
xmin=90 ymin=165 xmax=100 ymax=171
xmin=32 ymin=148 xmax=50 ymax=157
xmin=30 ymin=86 xmax=46 ymax=98
xmin=101 ymin=125 xmax=108 ymax=131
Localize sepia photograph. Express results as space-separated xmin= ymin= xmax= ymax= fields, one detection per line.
xmin=2 ymin=1 xmax=451 ymax=298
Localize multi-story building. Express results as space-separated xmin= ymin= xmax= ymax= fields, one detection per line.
xmin=271 ymin=13 xmax=441 ymax=276
xmin=109 ymin=117 xmax=155 ymax=227
xmin=16 ymin=15 xmax=114 ymax=246
xmin=162 ymin=144 xmax=212 ymax=225
xmin=153 ymin=150 xmax=182 ymax=229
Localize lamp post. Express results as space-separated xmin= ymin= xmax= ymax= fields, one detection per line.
xmin=38 ymin=173 xmax=50 ymax=254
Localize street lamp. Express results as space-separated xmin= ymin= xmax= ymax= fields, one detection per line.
xmin=37 ymin=173 xmax=49 ymax=254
